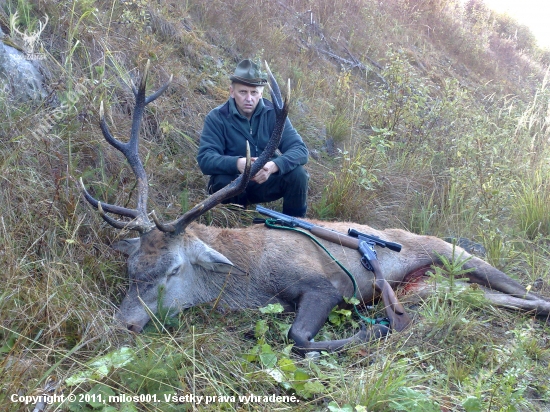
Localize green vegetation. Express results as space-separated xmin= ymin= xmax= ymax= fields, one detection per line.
xmin=2 ymin=0 xmax=550 ymax=410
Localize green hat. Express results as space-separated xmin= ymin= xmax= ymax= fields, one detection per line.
xmin=229 ymin=59 xmax=268 ymax=87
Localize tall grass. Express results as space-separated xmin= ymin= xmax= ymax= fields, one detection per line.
xmin=513 ymin=172 xmax=550 ymax=240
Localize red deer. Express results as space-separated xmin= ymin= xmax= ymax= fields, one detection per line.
xmin=81 ymin=61 xmax=550 ymax=355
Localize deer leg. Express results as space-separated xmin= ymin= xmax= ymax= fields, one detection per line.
xmin=480 ymin=286 xmax=550 ymax=319
xmin=287 ymin=286 xmax=389 ymax=355
xmin=404 ymin=275 xmax=550 ymax=321
xmin=463 ymin=257 xmax=537 ymax=299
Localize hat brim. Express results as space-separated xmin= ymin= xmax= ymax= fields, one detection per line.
xmin=230 ymin=75 xmax=268 ymax=87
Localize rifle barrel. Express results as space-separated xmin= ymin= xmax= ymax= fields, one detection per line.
xmin=256 ymin=205 xmax=314 ymax=230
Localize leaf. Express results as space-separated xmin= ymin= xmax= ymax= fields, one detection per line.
xmin=389 ymin=387 xmax=440 ymax=412
xmin=259 ymin=352 xmax=277 ymax=368
xmin=334 ymin=308 xmax=351 ymax=317
xmin=293 ymin=368 xmax=310 ymax=381
xmin=0 ymin=333 xmax=17 ymax=353
xmin=87 ymin=384 xmax=115 ymax=407
xmin=328 ymin=311 xmax=342 ymax=325
xmin=119 ymin=404 xmax=139 ymax=412
xmin=255 ymin=319 xmax=269 ymax=338
xmin=264 ymin=368 xmax=292 ymax=390
xmin=303 ymin=380 xmax=326 ymax=396
xmin=259 ymin=303 xmax=284 ymax=314
xmin=343 ymin=296 xmax=360 ymax=305
xmin=463 ymin=396 xmax=483 ymax=412
xmin=65 ymin=347 xmax=135 ymax=386
xmin=261 ymin=343 xmax=274 ymax=354
xmin=327 ymin=401 xmax=354 ymax=412
xmin=242 ymin=343 xmax=260 ymax=362
xmin=278 ymin=357 xmax=297 ymax=373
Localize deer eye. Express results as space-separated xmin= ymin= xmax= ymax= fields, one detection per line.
xmin=168 ymin=266 xmax=180 ymax=277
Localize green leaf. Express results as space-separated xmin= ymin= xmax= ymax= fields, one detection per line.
xmin=260 ymin=343 xmax=274 ymax=353
xmin=255 ymin=319 xmax=269 ymax=338
xmin=328 ymin=311 xmax=342 ymax=325
xmin=0 ymin=333 xmax=17 ymax=353
xmin=259 ymin=303 xmax=284 ymax=314
xmin=327 ymin=401 xmax=354 ymax=412
xmin=303 ymin=380 xmax=326 ymax=395
xmin=389 ymin=387 xmax=440 ymax=412
xmin=343 ymin=296 xmax=360 ymax=305
xmin=278 ymin=357 xmax=297 ymax=373
xmin=259 ymin=352 xmax=277 ymax=368
xmin=65 ymin=347 xmax=135 ymax=386
xmin=463 ymin=396 xmax=483 ymax=412
xmin=119 ymin=404 xmax=139 ymax=412
xmin=87 ymin=384 xmax=116 ymax=407
xmin=293 ymin=368 xmax=310 ymax=381
xmin=334 ymin=308 xmax=351 ymax=317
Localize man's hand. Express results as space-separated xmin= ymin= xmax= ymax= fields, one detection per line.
xmin=251 ymin=161 xmax=279 ymax=184
xmin=236 ymin=157 xmax=279 ymax=184
xmin=237 ymin=156 xmax=257 ymax=174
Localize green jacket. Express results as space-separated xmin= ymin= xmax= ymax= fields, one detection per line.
xmin=197 ymin=97 xmax=308 ymax=176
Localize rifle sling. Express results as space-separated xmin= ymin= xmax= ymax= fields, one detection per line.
xmin=263 ymin=218 xmax=389 ymax=327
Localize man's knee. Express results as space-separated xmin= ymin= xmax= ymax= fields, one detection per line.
xmin=284 ymin=166 xmax=309 ymax=190
xmin=207 ymin=174 xmax=248 ymax=206
xmin=281 ymin=166 xmax=309 ymax=217
xmin=208 ymin=174 xmax=238 ymax=194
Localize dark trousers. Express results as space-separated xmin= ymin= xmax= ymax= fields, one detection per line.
xmin=208 ymin=165 xmax=309 ymax=217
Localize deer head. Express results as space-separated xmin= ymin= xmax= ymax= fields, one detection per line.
xmin=10 ymin=12 xmax=49 ymax=54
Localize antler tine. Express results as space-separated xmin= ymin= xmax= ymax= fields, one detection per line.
xmin=264 ymin=61 xmax=282 ymax=109
xmin=154 ymin=62 xmax=291 ymax=235
xmin=97 ymin=202 xmax=135 ymax=230
xmin=80 ymin=177 xmax=138 ymax=219
xmin=80 ymin=61 xmax=172 ymax=234
xmin=37 ymin=14 xmax=49 ymax=36
xmin=248 ymin=61 xmax=288 ymax=178
xmin=10 ymin=11 xmax=24 ymax=38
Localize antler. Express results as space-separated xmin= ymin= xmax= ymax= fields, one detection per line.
xmin=9 ymin=11 xmax=25 ymax=39
xmin=153 ymin=61 xmax=290 ymax=234
xmin=10 ymin=12 xmax=49 ymax=46
xmin=36 ymin=14 xmax=49 ymax=38
xmin=80 ymin=60 xmax=172 ymax=234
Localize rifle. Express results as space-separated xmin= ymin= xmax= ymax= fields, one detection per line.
xmin=256 ymin=205 xmax=412 ymax=332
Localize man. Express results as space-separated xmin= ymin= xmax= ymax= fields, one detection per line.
xmin=197 ymin=59 xmax=309 ymax=217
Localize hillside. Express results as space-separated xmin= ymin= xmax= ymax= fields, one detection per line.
xmin=2 ymin=0 xmax=550 ymax=411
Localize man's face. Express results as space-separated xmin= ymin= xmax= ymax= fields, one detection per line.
xmin=230 ymin=83 xmax=264 ymax=119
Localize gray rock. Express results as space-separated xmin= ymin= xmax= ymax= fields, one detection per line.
xmin=443 ymin=237 xmax=487 ymax=257
xmin=0 ymin=26 xmax=47 ymax=103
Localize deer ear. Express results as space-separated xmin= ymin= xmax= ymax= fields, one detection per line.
xmin=189 ymin=241 xmax=235 ymax=273
xmin=111 ymin=238 xmax=141 ymax=256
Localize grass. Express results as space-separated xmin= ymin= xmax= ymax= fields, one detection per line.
xmin=513 ymin=172 xmax=550 ymax=240
xmin=2 ymin=0 xmax=550 ymax=410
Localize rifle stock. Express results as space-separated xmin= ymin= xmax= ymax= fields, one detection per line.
xmin=369 ymin=259 xmax=411 ymax=332
xmin=308 ymin=226 xmax=360 ymax=249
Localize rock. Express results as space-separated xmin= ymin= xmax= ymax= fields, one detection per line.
xmin=0 ymin=26 xmax=47 ymax=103
xmin=443 ymin=237 xmax=487 ymax=257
